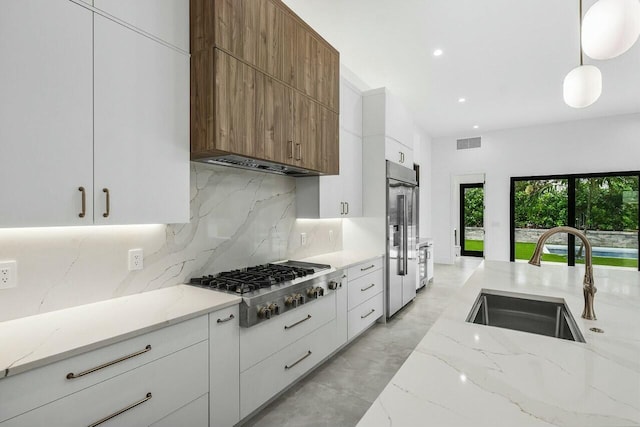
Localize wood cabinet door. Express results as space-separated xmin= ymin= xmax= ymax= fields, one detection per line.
xmin=0 ymin=0 xmax=93 ymax=227
xmin=94 ymin=15 xmax=190 ymax=225
xmin=214 ymin=49 xmax=264 ymax=159
xmin=296 ymin=29 xmax=318 ymax=100
xmin=282 ymin=11 xmax=297 ymax=87
xmin=293 ymin=94 xmax=320 ymax=171
xmin=264 ymin=77 xmax=288 ymax=165
xmin=317 ymin=107 xmax=340 ymax=175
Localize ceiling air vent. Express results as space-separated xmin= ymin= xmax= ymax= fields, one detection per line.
xmin=457 ymin=137 xmax=481 ymax=150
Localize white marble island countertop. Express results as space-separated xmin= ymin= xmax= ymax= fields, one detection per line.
xmin=358 ymin=261 xmax=640 ymax=426
xmin=0 ymin=285 xmax=240 ymax=379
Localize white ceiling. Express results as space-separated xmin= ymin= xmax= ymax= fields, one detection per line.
xmin=282 ymin=0 xmax=640 ymax=138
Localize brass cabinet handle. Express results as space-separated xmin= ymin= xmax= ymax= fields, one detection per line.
xmin=88 ymin=392 xmax=152 ymax=427
xmin=295 ymin=142 xmax=302 ymax=160
xmin=284 ymin=314 xmax=311 ymax=330
xmin=78 ymin=187 xmax=86 ymax=218
xmin=66 ymin=345 xmax=151 ymax=380
xmin=345 ymin=202 xmax=349 ymax=215
xmin=284 ymin=350 xmax=312 ymax=370
xmin=287 ymin=140 xmax=293 ymax=159
xmin=361 ymin=283 xmax=375 ymax=292
xmin=102 ymin=188 xmax=110 ymax=218
xmin=340 ymin=202 xmax=344 ymax=215
xmin=361 ymin=309 xmax=376 ymax=319
xmin=216 ymin=314 xmax=235 ymax=323
xmin=360 ymin=264 xmax=375 ymax=272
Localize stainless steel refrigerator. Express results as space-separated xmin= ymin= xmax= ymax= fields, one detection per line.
xmin=386 ymin=161 xmax=418 ymax=318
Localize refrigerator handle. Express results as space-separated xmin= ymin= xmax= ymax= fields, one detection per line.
xmin=403 ymin=194 xmax=408 ymax=275
xmin=398 ymin=194 xmax=405 ymax=276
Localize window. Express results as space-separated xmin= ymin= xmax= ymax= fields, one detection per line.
xmin=510 ymin=172 xmax=639 ymax=270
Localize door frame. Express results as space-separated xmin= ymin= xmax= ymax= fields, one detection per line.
xmin=460 ymin=183 xmax=484 ymax=257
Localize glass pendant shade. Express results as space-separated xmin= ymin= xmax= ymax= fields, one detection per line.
xmin=563 ymin=65 xmax=602 ymax=108
xmin=582 ymin=0 xmax=640 ymax=60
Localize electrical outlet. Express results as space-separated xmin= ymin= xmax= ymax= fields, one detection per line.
xmin=128 ymin=249 xmax=144 ymax=271
xmin=329 ymin=230 xmax=334 ymax=242
xmin=300 ymin=233 xmax=307 ymax=246
xmin=0 ymin=261 xmax=17 ymax=289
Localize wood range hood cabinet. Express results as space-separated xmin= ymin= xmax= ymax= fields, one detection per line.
xmin=190 ymin=0 xmax=340 ymax=177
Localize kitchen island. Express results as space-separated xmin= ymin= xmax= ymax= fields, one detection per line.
xmin=357 ymin=261 xmax=640 ymax=426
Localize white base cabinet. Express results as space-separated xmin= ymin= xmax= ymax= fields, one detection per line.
xmin=0 ymin=316 xmax=209 ymax=427
xmin=210 ymin=305 xmax=240 ymax=427
xmin=346 ymin=257 xmax=384 ymax=341
xmin=151 ymin=394 xmax=209 ymax=427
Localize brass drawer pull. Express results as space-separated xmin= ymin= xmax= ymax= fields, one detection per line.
xmin=287 ymin=140 xmax=293 ymax=159
xmin=88 ymin=392 xmax=152 ymax=427
xmin=284 ymin=314 xmax=311 ymax=330
xmin=78 ymin=187 xmax=86 ymax=218
xmin=361 ymin=283 xmax=375 ymax=292
xmin=361 ymin=309 xmax=376 ymax=319
xmin=217 ymin=314 xmax=235 ymax=323
xmin=285 ymin=350 xmax=312 ymax=370
xmin=102 ymin=188 xmax=110 ymax=218
xmin=360 ymin=264 xmax=375 ymax=272
xmin=66 ymin=345 xmax=151 ymax=380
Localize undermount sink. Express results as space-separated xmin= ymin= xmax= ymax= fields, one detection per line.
xmin=466 ymin=289 xmax=586 ymax=343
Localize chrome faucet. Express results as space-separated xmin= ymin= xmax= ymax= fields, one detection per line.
xmin=528 ymin=226 xmax=597 ymax=320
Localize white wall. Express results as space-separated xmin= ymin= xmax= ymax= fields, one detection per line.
xmin=413 ymin=126 xmax=433 ymax=239
xmin=431 ymin=113 xmax=640 ymax=264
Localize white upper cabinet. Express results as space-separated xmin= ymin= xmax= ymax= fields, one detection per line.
xmin=0 ymin=0 xmax=93 ymax=227
xmin=296 ymin=78 xmax=363 ymax=218
xmin=92 ymin=0 xmax=189 ymax=51
xmin=94 ymin=15 xmax=189 ymax=225
xmin=0 ymin=0 xmax=189 ymax=227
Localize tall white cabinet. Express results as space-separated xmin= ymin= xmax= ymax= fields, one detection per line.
xmin=296 ymin=77 xmax=363 ymax=218
xmin=0 ymin=0 xmax=189 ymax=228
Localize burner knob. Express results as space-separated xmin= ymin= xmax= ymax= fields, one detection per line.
xmin=295 ymin=293 xmax=305 ymax=305
xmin=315 ymin=286 xmax=325 ymax=297
xmin=285 ymin=295 xmax=298 ymax=308
xmin=306 ymin=287 xmax=319 ymax=299
xmin=328 ymin=281 xmax=339 ymax=290
xmin=257 ymin=306 xmax=272 ymax=319
xmin=268 ymin=303 xmax=280 ymax=315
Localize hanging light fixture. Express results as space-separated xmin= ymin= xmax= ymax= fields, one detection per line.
xmin=564 ymin=0 xmax=603 ymax=108
xmin=582 ymin=0 xmax=640 ymax=60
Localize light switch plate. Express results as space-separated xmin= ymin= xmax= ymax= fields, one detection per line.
xmin=0 ymin=260 xmax=17 ymax=289
xmin=301 ymin=233 xmax=307 ymax=246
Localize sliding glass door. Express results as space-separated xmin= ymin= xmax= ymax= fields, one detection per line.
xmin=510 ymin=172 xmax=639 ymax=270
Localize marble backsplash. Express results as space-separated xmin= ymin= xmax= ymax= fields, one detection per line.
xmin=0 ymin=163 xmax=342 ymax=322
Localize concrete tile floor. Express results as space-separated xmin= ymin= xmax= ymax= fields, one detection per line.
xmin=242 ymin=257 xmax=483 ymax=427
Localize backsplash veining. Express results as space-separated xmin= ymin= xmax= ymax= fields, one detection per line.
xmin=0 ymin=163 xmax=342 ymax=322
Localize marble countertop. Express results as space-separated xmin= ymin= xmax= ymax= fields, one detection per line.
xmin=296 ymin=250 xmax=384 ymax=270
xmin=0 ymin=285 xmax=240 ymax=379
xmin=358 ymin=261 xmax=640 ymax=426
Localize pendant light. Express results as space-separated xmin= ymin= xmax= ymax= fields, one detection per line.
xmin=582 ymin=0 xmax=640 ymax=60
xmin=564 ymin=0 xmax=603 ymax=108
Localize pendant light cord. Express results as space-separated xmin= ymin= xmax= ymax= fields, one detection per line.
xmin=579 ymin=0 xmax=583 ymax=66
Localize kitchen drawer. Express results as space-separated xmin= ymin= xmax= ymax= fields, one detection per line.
xmin=240 ymin=319 xmax=337 ymax=419
xmin=348 ymin=268 xmax=383 ymax=311
xmin=348 ymin=292 xmax=383 ymax=341
xmin=0 ymin=315 xmax=207 ymax=422
xmin=2 ymin=341 xmax=208 ymax=427
xmin=240 ymin=293 xmax=336 ymax=371
xmin=151 ymin=393 xmax=209 ymax=427
xmin=347 ymin=257 xmax=383 ymax=281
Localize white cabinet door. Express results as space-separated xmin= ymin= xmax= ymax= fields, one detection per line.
xmin=385 ymin=137 xmax=413 ymax=167
xmin=151 ymin=394 xmax=209 ymax=427
xmin=340 ymin=129 xmax=363 ymax=217
xmin=94 ymin=15 xmax=189 ymax=225
xmin=210 ymin=306 xmax=240 ymax=427
xmin=0 ymin=0 xmax=93 ymax=227
xmin=93 ymin=0 xmax=189 ymax=52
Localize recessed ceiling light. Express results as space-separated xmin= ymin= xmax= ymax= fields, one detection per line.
xmin=433 ymin=49 xmax=443 ymax=57
xmin=473 ymin=125 xmax=479 ymax=129
xmin=458 ymin=97 xmax=466 ymax=103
